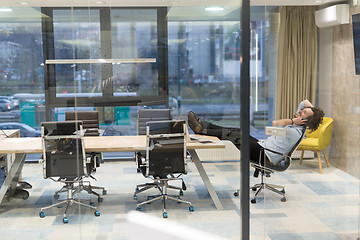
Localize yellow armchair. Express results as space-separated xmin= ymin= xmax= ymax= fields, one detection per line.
xmin=297 ymin=117 xmax=333 ymax=173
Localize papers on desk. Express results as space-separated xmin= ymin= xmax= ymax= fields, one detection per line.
xmin=190 ymin=136 xmax=215 ymax=144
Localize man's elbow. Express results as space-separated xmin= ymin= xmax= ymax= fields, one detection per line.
xmin=272 ymin=120 xmax=277 ymax=126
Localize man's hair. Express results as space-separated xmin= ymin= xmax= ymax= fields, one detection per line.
xmin=305 ymin=107 xmax=325 ymax=132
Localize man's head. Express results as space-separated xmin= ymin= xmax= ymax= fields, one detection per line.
xmin=297 ymin=107 xmax=325 ymax=132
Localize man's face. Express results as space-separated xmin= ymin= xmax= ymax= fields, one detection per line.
xmin=295 ymin=107 xmax=314 ymax=119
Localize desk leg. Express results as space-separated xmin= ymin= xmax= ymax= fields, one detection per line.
xmin=189 ymin=149 xmax=223 ymax=210
xmin=0 ymin=153 xmax=26 ymax=204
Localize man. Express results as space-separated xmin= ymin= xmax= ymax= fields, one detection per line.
xmin=188 ymin=99 xmax=324 ymax=166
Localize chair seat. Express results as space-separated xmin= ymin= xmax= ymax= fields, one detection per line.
xmin=297 ymin=138 xmax=321 ymax=150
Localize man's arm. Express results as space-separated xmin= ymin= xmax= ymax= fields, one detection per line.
xmin=303 ymin=99 xmax=314 ymax=108
xmin=273 ymin=99 xmax=313 ymax=127
xmin=272 ymin=119 xmax=292 ymax=127
xmin=272 ymin=117 xmax=307 ymax=127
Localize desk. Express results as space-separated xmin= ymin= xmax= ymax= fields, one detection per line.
xmin=0 ymin=134 xmax=225 ymax=209
xmin=0 ymin=130 xmax=21 ymax=204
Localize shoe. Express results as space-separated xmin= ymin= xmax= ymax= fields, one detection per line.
xmin=188 ymin=111 xmax=203 ymax=134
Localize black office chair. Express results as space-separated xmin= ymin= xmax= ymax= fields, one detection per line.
xmin=39 ymin=121 xmax=100 ymax=224
xmin=249 ymin=127 xmax=306 ymax=203
xmin=65 ymin=111 xmax=107 ymax=200
xmin=135 ymin=108 xmax=171 ymax=173
xmin=134 ymin=120 xmax=194 ymax=218
xmin=134 ymin=109 xmax=188 ymax=197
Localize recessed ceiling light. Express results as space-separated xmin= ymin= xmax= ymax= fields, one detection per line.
xmin=0 ymin=8 xmax=12 ymax=12
xmin=205 ymin=7 xmax=224 ymax=11
xmin=18 ymin=1 xmax=29 ymax=5
xmin=95 ymin=1 xmax=105 ymax=4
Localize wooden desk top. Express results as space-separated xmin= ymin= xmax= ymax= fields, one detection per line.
xmin=0 ymin=134 xmax=224 ymax=154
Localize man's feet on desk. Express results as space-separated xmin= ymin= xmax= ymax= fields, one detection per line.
xmin=188 ymin=111 xmax=209 ymax=134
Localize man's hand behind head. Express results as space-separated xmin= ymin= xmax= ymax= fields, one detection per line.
xmin=293 ymin=117 xmax=308 ymax=126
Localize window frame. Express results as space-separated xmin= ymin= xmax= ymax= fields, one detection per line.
xmin=41 ymin=7 xmax=169 ymax=120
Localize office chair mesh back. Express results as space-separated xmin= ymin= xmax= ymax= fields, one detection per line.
xmin=41 ymin=121 xmax=87 ymax=179
xmin=138 ymin=109 xmax=171 ymax=135
xmin=145 ymin=120 xmax=187 ymax=178
xmin=65 ymin=111 xmax=100 ymax=136
xmin=263 ymin=126 xmax=307 ymax=172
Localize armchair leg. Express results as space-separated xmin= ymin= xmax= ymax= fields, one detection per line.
xmin=317 ymin=151 xmax=323 ymax=174
xmin=322 ymin=149 xmax=330 ymax=167
xmin=299 ymin=150 xmax=305 ymax=165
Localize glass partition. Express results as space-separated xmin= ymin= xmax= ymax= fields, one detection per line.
xmin=250 ymin=2 xmax=360 ymax=240
xmin=0 ymin=3 xmax=243 ymax=240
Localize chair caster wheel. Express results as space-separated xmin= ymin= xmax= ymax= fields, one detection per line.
xmin=179 ymin=190 xmax=184 ymax=196
xmin=63 ymin=217 xmax=69 ymax=224
xmin=94 ymin=211 xmax=100 ymax=217
xmin=189 ymin=206 xmax=194 ymax=212
xmin=163 ymin=212 xmax=168 ymax=218
xmin=90 ymin=202 xmax=95 ymax=207
xmin=39 ymin=212 xmax=45 ymax=218
xmin=98 ymin=197 xmax=103 ymax=202
xmin=102 ymin=190 xmax=107 ymax=195
xmin=135 ymin=187 xmax=139 ymax=191
xmin=250 ymin=198 xmax=256 ymax=204
xmin=280 ymin=189 xmax=285 ymax=194
xmin=281 ymin=197 xmax=286 ymax=202
xmin=133 ymin=196 xmax=137 ymax=200
xmin=234 ymin=191 xmax=239 ymax=197
xmin=136 ymin=207 xmax=141 ymax=211
xmin=252 ymin=187 xmax=257 ymax=191
xmin=54 ymin=194 xmax=59 ymax=200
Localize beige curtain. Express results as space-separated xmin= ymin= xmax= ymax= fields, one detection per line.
xmin=276 ymin=6 xmax=318 ymax=119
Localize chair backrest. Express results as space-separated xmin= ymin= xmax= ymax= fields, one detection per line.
xmin=41 ymin=121 xmax=88 ymax=179
xmin=145 ymin=120 xmax=187 ymax=178
xmin=65 ymin=111 xmax=99 ymax=136
xmin=305 ymin=117 xmax=333 ymax=149
xmin=264 ymin=126 xmax=307 ymax=172
xmin=137 ymin=109 xmax=171 ymax=135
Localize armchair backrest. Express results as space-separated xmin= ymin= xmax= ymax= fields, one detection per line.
xmin=144 ymin=120 xmax=187 ymax=178
xmin=305 ymin=117 xmax=333 ymax=149
xmin=137 ymin=109 xmax=171 ymax=135
xmin=41 ymin=121 xmax=87 ymax=179
xmin=65 ymin=111 xmax=99 ymax=136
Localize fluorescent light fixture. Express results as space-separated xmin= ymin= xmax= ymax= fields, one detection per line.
xmin=205 ymin=7 xmax=224 ymax=11
xmin=18 ymin=1 xmax=29 ymax=5
xmin=45 ymin=58 xmax=156 ymax=64
xmin=0 ymin=8 xmax=12 ymax=12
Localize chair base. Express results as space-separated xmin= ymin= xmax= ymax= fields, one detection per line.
xmin=250 ymin=174 xmax=286 ymax=203
xmin=134 ymin=178 xmax=193 ymax=218
xmin=133 ymin=178 xmax=183 ymax=199
xmin=40 ymin=182 xmax=100 ymax=223
xmin=54 ymin=180 xmax=106 ymax=202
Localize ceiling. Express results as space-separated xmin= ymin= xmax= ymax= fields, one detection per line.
xmin=0 ymin=0 xmax=345 ymax=7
